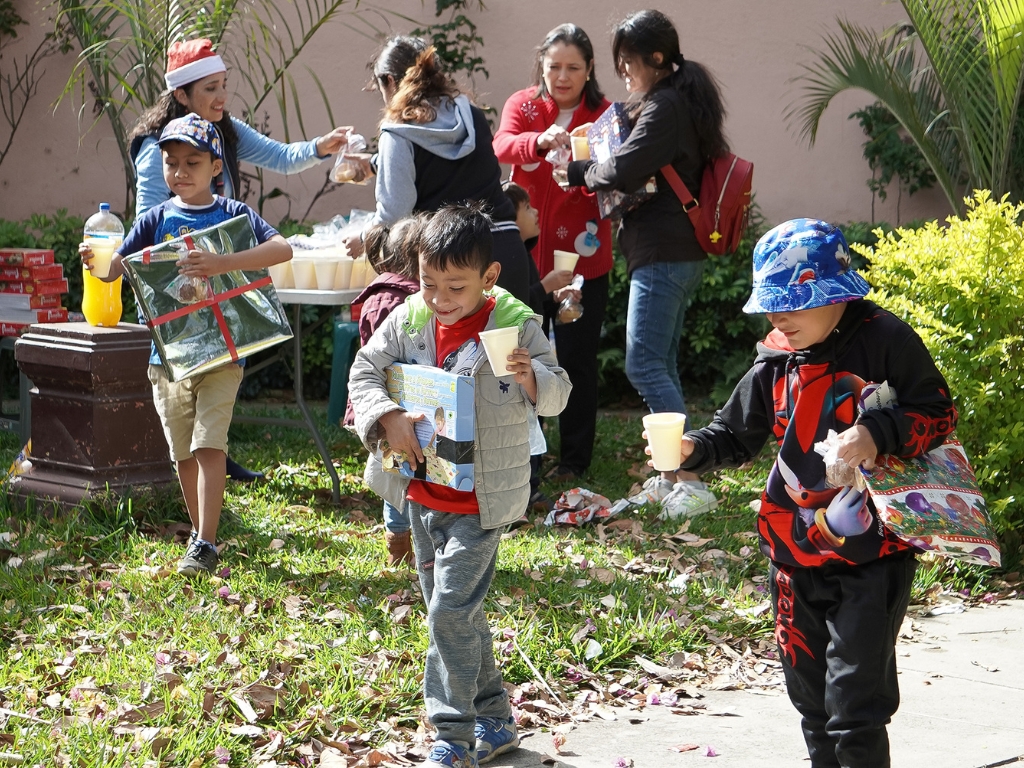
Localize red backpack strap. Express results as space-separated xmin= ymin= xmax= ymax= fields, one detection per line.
xmin=660 ymin=164 xmax=699 ymax=213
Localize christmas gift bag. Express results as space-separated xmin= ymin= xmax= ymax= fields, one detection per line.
xmin=122 ymin=215 xmax=292 ymax=381
xmin=586 ymin=103 xmax=658 ymax=219
xmin=865 ymin=437 xmax=1000 ymax=567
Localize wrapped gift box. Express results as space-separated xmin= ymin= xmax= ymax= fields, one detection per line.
xmin=375 ymin=363 xmax=476 ymax=490
xmin=586 ymin=102 xmax=658 ymax=219
xmin=121 ymin=214 xmax=293 ymax=382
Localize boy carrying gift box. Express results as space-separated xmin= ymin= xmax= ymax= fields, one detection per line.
xmin=79 ymin=113 xmax=292 ymax=576
xmin=662 ymin=219 xmax=957 ymax=767
xmin=349 ymin=204 xmax=571 ymax=768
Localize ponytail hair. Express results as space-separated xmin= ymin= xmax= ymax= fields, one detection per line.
xmin=368 ymin=36 xmax=458 ymax=125
xmin=611 ymin=9 xmax=729 ymax=160
xmin=363 ymin=214 xmax=426 ymax=281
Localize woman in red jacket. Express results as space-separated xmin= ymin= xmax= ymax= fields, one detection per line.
xmin=494 ymin=23 xmax=612 ymax=481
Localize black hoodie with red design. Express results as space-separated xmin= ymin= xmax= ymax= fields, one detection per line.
xmin=682 ymin=299 xmax=957 ymax=568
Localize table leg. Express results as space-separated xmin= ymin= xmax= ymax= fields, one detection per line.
xmin=291 ymin=304 xmax=341 ymax=503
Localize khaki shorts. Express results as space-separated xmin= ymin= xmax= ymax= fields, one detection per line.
xmin=148 ymin=364 xmax=243 ymax=462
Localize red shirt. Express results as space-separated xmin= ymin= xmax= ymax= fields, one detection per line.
xmin=406 ymin=297 xmax=495 ymax=514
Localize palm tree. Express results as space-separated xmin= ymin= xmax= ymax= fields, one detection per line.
xmin=788 ymin=0 xmax=1024 ymax=213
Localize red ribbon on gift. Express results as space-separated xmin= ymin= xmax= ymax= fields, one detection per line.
xmin=142 ymin=234 xmax=272 ymax=362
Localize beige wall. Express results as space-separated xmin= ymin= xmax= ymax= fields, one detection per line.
xmin=1 ymin=0 xmax=949 ymax=227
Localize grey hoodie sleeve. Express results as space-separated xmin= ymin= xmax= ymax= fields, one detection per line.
xmin=370 ymin=130 xmax=418 ymax=228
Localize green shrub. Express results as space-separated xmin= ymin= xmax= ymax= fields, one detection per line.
xmin=860 ymin=191 xmax=1024 ymax=552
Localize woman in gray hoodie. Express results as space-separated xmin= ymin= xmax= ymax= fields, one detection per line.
xmin=343 ymin=36 xmax=531 ymax=304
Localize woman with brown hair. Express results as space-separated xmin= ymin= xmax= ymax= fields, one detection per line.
xmin=342 ymin=36 xmax=530 ymax=303
xmin=493 ymin=23 xmax=612 ymax=482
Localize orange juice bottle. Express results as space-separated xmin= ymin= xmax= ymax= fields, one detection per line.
xmin=81 ymin=269 xmax=123 ymax=327
xmin=82 ymin=203 xmax=124 ymax=327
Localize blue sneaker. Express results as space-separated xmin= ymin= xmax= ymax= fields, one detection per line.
xmin=475 ymin=717 xmax=520 ymax=764
xmin=427 ymin=741 xmax=477 ymax=768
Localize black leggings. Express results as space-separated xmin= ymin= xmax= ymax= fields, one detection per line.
xmin=769 ymin=553 xmax=917 ymax=768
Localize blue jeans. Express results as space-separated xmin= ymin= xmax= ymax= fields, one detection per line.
xmin=625 ymin=260 xmax=706 ymax=417
xmin=409 ymin=502 xmax=511 ymax=746
xmin=383 ymin=501 xmax=410 ymax=534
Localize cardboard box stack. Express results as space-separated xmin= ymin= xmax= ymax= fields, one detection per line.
xmin=0 ymin=248 xmax=70 ymax=336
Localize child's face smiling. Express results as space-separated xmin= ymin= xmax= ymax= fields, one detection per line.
xmin=419 ymin=256 xmax=499 ymax=326
xmin=162 ymin=141 xmax=221 ymax=206
xmin=766 ymin=303 xmax=847 ymax=350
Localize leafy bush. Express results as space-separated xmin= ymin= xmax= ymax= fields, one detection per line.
xmin=860 ymin=191 xmax=1024 ymax=555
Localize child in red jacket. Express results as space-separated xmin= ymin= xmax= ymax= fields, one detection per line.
xmin=344 ymin=215 xmax=424 ymax=565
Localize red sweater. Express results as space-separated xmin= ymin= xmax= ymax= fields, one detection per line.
xmin=493 ymin=88 xmax=613 ymax=280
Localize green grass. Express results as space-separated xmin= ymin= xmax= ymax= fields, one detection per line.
xmin=0 ymin=399 xmax=1000 ymax=766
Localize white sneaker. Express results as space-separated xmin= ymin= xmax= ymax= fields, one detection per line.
xmin=658 ymin=482 xmax=719 ymax=520
xmin=628 ymin=476 xmax=675 ymax=506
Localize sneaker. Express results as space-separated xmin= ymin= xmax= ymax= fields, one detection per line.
xmin=628 ymin=476 xmax=675 ymax=506
xmin=177 ymin=540 xmax=219 ymax=575
xmin=226 ymin=456 xmax=264 ymax=483
xmin=658 ymin=483 xmax=719 ymax=520
xmin=475 ymin=717 xmax=519 ymax=764
xmin=426 ymin=741 xmax=478 ymax=768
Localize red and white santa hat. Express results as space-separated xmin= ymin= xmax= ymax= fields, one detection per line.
xmin=164 ymin=39 xmax=226 ymax=90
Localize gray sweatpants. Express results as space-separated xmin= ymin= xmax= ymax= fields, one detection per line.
xmin=409 ymin=501 xmax=511 ymax=747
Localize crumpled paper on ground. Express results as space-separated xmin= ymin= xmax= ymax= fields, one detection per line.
xmin=544 ymin=487 xmax=631 ymax=527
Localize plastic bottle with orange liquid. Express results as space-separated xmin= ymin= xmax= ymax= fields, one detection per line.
xmin=82 ymin=203 xmax=124 ymax=327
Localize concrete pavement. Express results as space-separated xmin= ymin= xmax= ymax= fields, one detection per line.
xmin=496 ymin=599 xmax=1024 ymax=768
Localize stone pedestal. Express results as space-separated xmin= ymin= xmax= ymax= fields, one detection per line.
xmin=13 ymin=322 xmax=174 ymax=506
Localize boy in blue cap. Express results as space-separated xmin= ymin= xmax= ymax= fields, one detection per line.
xmin=666 ymin=219 xmax=956 ymax=767
xmin=81 ymin=113 xmax=292 ymax=576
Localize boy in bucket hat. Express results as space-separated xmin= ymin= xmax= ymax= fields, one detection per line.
xmin=661 ymin=219 xmax=957 ymax=767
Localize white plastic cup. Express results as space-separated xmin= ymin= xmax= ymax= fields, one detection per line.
xmin=351 ymin=255 xmax=369 ymax=289
xmin=278 ymin=260 xmax=295 ymax=289
xmin=291 ymin=257 xmax=316 ymax=290
xmin=478 ymin=326 xmax=520 ymax=378
xmin=86 ymin=237 xmax=120 ymax=279
xmin=314 ymin=257 xmax=338 ymax=290
xmin=334 ymin=256 xmax=354 ymax=289
xmin=571 ymin=135 xmax=591 ymax=161
xmin=267 ymin=262 xmax=286 ymax=288
xmin=553 ymin=249 xmax=580 ymax=272
xmin=643 ymin=412 xmax=687 ymax=471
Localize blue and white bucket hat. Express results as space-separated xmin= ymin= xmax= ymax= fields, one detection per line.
xmin=742 ymin=218 xmax=870 ymax=314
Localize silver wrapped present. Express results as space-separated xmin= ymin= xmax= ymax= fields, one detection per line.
xmin=122 ymin=214 xmax=292 ymax=381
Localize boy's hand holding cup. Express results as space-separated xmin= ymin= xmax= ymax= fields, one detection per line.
xmin=642 ymin=412 xmax=688 ymax=471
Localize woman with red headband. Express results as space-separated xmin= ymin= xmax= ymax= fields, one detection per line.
xmin=130 ymin=39 xmax=350 ymax=216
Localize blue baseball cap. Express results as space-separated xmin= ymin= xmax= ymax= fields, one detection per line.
xmin=742 ymin=218 xmax=870 ymax=314
xmin=158 ymin=113 xmax=223 ymax=160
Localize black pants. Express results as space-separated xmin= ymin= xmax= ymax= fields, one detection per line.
xmin=769 ymin=553 xmax=917 ymax=768
xmin=552 ymin=272 xmax=609 ymax=474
